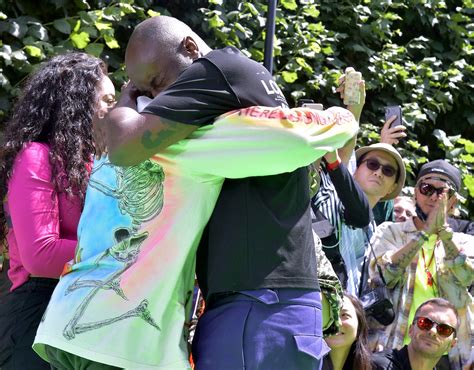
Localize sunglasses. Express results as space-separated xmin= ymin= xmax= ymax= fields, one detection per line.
xmin=418 ymin=182 xmax=455 ymax=198
xmin=414 ymin=316 xmax=456 ymax=337
xmin=360 ymin=158 xmax=397 ymax=178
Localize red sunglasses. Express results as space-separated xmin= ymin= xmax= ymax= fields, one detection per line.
xmin=414 ymin=316 xmax=456 ymax=337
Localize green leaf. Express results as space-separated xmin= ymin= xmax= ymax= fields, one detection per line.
xmin=103 ymin=6 xmax=122 ymax=21
xmin=27 ymin=23 xmax=49 ymax=41
xmin=103 ymin=34 xmax=119 ymax=49
xmin=85 ymin=43 xmax=104 ymax=57
xmin=73 ymin=20 xmax=81 ymax=33
xmin=24 ymin=45 xmax=42 ymax=57
xmin=95 ymin=21 xmax=112 ymax=31
xmin=120 ymin=4 xmax=136 ymax=14
xmin=282 ymin=71 xmax=298 ymax=83
xmin=235 ymin=23 xmax=246 ymax=34
xmin=79 ymin=10 xmax=97 ymax=24
xmin=245 ymin=3 xmax=259 ymax=16
xmin=147 ymin=10 xmax=160 ymax=17
xmin=460 ymin=154 xmax=474 ymax=163
xmin=458 ymin=138 xmax=474 ymax=154
xmin=433 ymin=129 xmax=454 ymax=148
xmin=53 ymin=19 xmax=71 ymax=34
xmin=8 ymin=21 xmax=28 ymax=38
xmin=0 ymin=72 xmax=9 ymax=87
xmin=407 ymin=140 xmax=421 ymax=149
xmin=11 ymin=50 xmax=27 ymax=61
xmin=303 ymin=5 xmax=320 ymax=18
xmin=464 ymin=174 xmax=474 ymax=197
xmin=0 ymin=12 xmax=7 ymax=20
xmin=70 ymin=31 xmax=90 ymax=49
xmin=209 ymin=14 xmax=225 ymax=28
xmin=322 ymin=45 xmax=333 ymax=55
xmin=281 ymin=0 xmax=297 ymax=10
xmin=74 ymin=0 xmax=90 ymax=10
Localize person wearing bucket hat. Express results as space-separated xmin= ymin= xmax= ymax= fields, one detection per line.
xmin=368 ymin=159 xmax=473 ymax=370
xmin=354 ymin=143 xmax=406 ymax=205
xmin=327 ymin=143 xmax=406 ymax=296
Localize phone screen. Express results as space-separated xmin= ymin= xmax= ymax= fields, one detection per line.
xmin=384 ymin=106 xmax=402 ymax=128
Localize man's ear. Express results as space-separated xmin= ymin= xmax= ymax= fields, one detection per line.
xmin=181 ymin=36 xmax=200 ymax=59
xmin=450 ymin=337 xmax=458 ymax=349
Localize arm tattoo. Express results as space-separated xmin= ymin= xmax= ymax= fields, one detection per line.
xmin=443 ymin=239 xmax=461 ymax=260
xmin=141 ymin=123 xmax=178 ymax=150
xmin=392 ymin=239 xmax=422 ymax=270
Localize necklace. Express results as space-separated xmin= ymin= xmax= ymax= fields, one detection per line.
xmin=421 ymin=247 xmax=436 ymax=287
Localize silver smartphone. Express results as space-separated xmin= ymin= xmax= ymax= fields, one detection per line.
xmin=302 ymin=103 xmax=324 ymax=110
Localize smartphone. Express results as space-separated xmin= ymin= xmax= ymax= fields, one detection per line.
xmin=343 ymin=71 xmax=362 ymax=105
xmin=297 ymin=98 xmax=323 ymax=110
xmin=302 ymin=103 xmax=324 ymax=110
xmin=384 ymin=105 xmax=402 ymax=128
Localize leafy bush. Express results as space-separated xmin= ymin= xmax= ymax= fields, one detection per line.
xmin=198 ymin=0 xmax=474 ymax=217
xmin=1 ymin=0 xmax=472 ymax=215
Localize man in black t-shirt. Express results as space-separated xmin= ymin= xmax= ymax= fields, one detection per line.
xmin=373 ymin=298 xmax=459 ymax=370
xmin=96 ymin=16 xmax=358 ymax=369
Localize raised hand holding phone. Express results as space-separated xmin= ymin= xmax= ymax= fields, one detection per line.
xmin=343 ymin=71 xmax=362 ymax=105
xmin=381 ymin=105 xmax=406 ymax=145
xmin=337 ymin=67 xmax=366 ymax=122
xmin=384 ymin=105 xmax=402 ymax=128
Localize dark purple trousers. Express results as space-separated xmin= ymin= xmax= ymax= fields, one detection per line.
xmin=192 ymin=288 xmax=329 ymax=370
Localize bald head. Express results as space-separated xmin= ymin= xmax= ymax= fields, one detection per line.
xmin=125 ymin=16 xmax=211 ymax=96
xmin=129 ymin=17 xmax=197 ymax=54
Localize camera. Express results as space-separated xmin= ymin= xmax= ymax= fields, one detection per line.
xmin=359 ymin=286 xmax=395 ymax=326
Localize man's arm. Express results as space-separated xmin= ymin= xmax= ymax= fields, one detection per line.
xmin=322 ymin=153 xmax=371 ymax=228
xmin=162 ymin=106 xmax=359 ymax=179
xmin=103 ymin=107 xmax=197 ymax=166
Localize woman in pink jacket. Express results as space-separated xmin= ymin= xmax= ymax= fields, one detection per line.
xmin=0 ymin=52 xmax=115 ymax=369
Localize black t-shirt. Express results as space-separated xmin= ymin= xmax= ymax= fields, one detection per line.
xmin=372 ymin=346 xmax=412 ymax=370
xmin=144 ymin=47 xmax=319 ymax=300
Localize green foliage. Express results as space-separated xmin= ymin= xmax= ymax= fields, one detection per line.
xmin=198 ymin=0 xmax=473 ymax=217
xmin=0 ymin=0 xmax=472 ymax=216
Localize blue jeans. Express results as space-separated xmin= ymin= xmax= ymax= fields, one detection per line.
xmin=192 ymin=288 xmax=329 ymax=370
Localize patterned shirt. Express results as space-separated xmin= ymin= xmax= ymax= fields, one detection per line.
xmin=34 ymin=106 xmax=358 ymax=369
xmin=369 ymin=218 xmax=474 ymax=370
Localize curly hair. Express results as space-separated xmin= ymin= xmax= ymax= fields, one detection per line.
xmin=0 ymin=52 xmax=107 ymax=244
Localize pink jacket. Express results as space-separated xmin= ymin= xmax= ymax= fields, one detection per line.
xmin=5 ymin=142 xmax=81 ymax=291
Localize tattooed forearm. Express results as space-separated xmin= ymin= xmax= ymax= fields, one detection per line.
xmin=443 ymin=239 xmax=462 ymax=260
xmin=389 ymin=238 xmax=423 ymax=270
